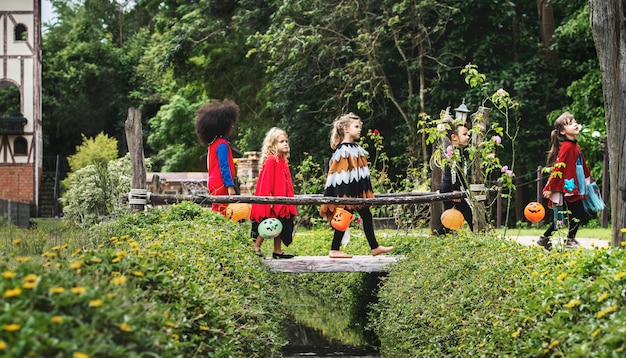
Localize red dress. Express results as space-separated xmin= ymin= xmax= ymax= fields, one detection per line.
xmin=249 ymin=154 xmax=297 ymax=221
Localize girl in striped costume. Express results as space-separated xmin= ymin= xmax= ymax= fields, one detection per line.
xmin=320 ymin=113 xmax=393 ymax=258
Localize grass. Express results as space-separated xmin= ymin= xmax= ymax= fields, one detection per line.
xmin=497 ymin=226 xmax=613 ymax=241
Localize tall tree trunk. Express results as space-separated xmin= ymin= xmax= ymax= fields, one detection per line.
xmin=537 ymin=0 xmax=559 ymax=107
xmin=589 ymin=0 xmax=626 ymax=246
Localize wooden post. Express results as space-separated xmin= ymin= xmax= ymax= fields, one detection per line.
xmin=470 ymin=106 xmax=490 ymax=231
xmin=496 ymin=181 xmax=502 ymax=228
xmin=430 ymin=142 xmax=443 ymax=233
xmin=536 ymin=166 xmax=543 ymax=203
xmin=125 ymin=107 xmax=147 ymax=212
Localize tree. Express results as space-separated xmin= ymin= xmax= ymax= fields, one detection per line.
xmin=589 ymin=0 xmax=626 ymax=246
xmin=43 ymin=0 xmax=156 ymax=172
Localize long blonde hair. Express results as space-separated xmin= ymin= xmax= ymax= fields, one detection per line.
xmin=260 ymin=127 xmax=289 ymax=166
xmin=546 ymin=111 xmax=575 ymax=166
xmin=330 ymin=112 xmax=361 ymax=149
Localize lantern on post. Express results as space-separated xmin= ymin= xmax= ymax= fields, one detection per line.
xmin=454 ymin=99 xmax=471 ymax=122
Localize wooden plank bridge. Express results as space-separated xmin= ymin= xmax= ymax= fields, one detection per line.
xmin=263 ymin=255 xmax=401 ymax=273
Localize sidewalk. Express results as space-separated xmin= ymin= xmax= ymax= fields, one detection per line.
xmin=508 ymin=235 xmax=610 ymax=249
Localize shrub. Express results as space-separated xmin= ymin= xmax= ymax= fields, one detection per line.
xmin=0 ymin=203 xmax=284 ymax=357
xmin=60 ymin=154 xmax=134 ymax=228
xmin=372 ymin=233 xmax=626 ymax=356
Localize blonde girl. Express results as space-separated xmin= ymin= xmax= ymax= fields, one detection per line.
xmin=250 ymin=127 xmax=297 ymax=259
xmin=320 ymin=113 xmax=393 ymax=258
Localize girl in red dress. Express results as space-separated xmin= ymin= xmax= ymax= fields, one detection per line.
xmin=538 ymin=112 xmax=593 ymax=250
xmin=250 ymin=128 xmax=297 ymax=259
xmin=195 ymin=99 xmax=239 ymax=215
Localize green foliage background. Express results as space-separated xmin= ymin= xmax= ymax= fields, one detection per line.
xmin=39 ymin=0 xmax=609 ymax=198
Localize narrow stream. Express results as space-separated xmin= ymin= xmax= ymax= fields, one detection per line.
xmin=282 ymin=314 xmax=380 ymax=357
xmin=279 ymin=273 xmax=384 ymax=357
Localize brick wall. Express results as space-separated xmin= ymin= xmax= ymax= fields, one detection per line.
xmin=0 ymin=165 xmax=35 ymax=204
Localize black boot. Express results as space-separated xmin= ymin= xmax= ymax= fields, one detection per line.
xmin=537 ymin=236 xmax=552 ymax=251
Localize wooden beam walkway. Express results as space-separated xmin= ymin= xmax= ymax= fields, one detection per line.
xmin=264 ymin=255 xmax=402 ymax=273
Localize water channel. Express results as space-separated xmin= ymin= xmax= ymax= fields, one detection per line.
xmin=278 ymin=273 xmax=384 ymax=357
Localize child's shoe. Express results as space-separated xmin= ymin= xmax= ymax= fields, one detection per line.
xmin=537 ymin=236 xmax=552 ymax=251
xmin=565 ymin=238 xmax=580 ymax=248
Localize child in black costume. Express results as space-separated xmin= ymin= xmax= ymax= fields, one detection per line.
xmin=434 ymin=120 xmax=474 ymax=235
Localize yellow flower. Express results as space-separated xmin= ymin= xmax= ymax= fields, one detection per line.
xmin=89 ymin=299 xmax=103 ymax=307
xmin=51 ymin=245 xmax=61 ymax=251
xmin=23 ymin=274 xmax=38 ymax=282
xmin=12 ymin=238 xmax=21 ymax=245
xmin=557 ymin=272 xmax=567 ymax=281
xmin=42 ymin=251 xmax=58 ymax=258
xmin=89 ymin=257 xmax=102 ymax=263
xmin=3 ymin=287 xmax=22 ymax=298
xmin=3 ymin=324 xmax=21 ymax=332
xmin=564 ymin=299 xmax=581 ymax=308
xmin=511 ymin=329 xmax=521 ymax=338
xmin=598 ymin=292 xmax=609 ymax=302
xmin=548 ymin=340 xmax=559 ymax=350
xmin=614 ymin=272 xmax=626 ymax=280
xmin=22 ymin=281 xmax=37 ymax=289
xmin=0 ymin=340 xmax=5 ymax=350
xmin=111 ymin=276 xmax=127 ymax=285
xmin=621 ymin=228 xmax=626 ymax=233
xmin=119 ymin=322 xmax=132 ymax=332
xmin=199 ymin=325 xmax=209 ymax=331
xmin=73 ymin=352 xmax=89 ymax=358
xmin=51 ymin=316 xmax=63 ymax=324
xmin=591 ymin=328 xmax=601 ymax=337
xmin=2 ymin=271 xmax=16 ymax=279
xmin=131 ymin=271 xmax=144 ymax=277
xmin=596 ymin=305 xmax=618 ymax=319
xmin=165 ymin=321 xmax=176 ymax=327
xmin=49 ymin=286 xmax=65 ymax=294
xmin=71 ymin=286 xmax=87 ymax=295
xmin=69 ymin=260 xmax=85 ymax=270
xmin=15 ymin=257 xmax=31 ymax=263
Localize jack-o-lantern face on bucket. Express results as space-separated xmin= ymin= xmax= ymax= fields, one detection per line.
xmin=331 ymin=208 xmax=353 ymax=231
xmin=441 ymin=208 xmax=464 ymax=230
xmin=524 ymin=202 xmax=545 ymax=223
xmin=258 ymin=218 xmax=283 ymax=238
xmin=225 ymin=203 xmax=251 ymax=222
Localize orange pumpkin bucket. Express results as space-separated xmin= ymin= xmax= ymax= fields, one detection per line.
xmin=441 ymin=208 xmax=465 ymax=230
xmin=524 ymin=201 xmax=545 ymax=223
xmin=225 ymin=203 xmax=251 ymax=222
xmin=331 ymin=208 xmax=353 ymax=231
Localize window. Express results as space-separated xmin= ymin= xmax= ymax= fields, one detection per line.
xmin=14 ymin=137 xmax=27 ymax=156
xmin=14 ymin=24 xmax=27 ymax=41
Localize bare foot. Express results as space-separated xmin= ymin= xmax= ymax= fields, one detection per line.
xmin=371 ymin=246 xmax=393 ymax=256
xmin=329 ymin=250 xmax=353 ymax=258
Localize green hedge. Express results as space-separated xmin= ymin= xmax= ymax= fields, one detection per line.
xmin=373 ymin=233 xmax=626 ymax=356
xmin=1 ymin=202 xmax=284 ymax=357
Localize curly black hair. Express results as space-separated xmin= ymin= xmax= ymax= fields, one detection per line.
xmin=195 ymin=99 xmax=240 ymax=145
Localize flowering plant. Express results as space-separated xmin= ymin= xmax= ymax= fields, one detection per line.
xmin=419 ymin=64 xmax=521 ymax=230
